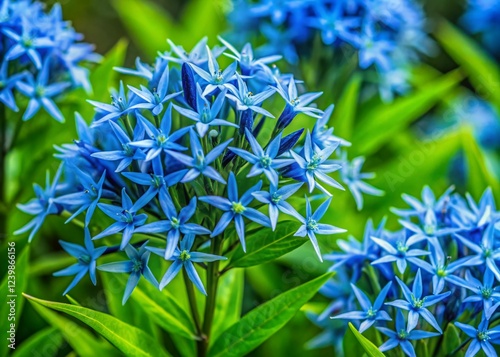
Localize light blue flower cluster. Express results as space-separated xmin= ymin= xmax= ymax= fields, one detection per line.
xmin=0 ymin=0 xmax=99 ymax=121
xmin=226 ymin=0 xmax=433 ymax=101
xmin=461 ymin=0 xmax=500 ymax=55
xmin=16 ymin=37 xmax=381 ymax=303
xmin=308 ymin=186 xmax=500 ymax=357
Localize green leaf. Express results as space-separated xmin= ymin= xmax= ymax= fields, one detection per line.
xmin=435 ymin=20 xmax=500 ymax=105
xmin=27 ymin=297 xmax=119 ymax=357
xmin=24 ymin=294 xmax=171 ymax=357
xmin=0 ymin=245 xmax=29 ymax=357
xmin=112 ymin=0 xmax=174 ymax=59
xmin=348 ymin=323 xmax=385 ymax=357
xmin=437 ymin=324 xmax=463 ymax=357
xmin=462 ymin=129 xmax=500 ymax=200
xmin=229 ymin=221 xmax=304 ymax=268
xmin=12 ymin=327 xmax=63 ymax=357
xmin=343 ymin=324 xmax=368 ymax=357
xmin=353 ymin=69 xmax=464 ymax=155
xmin=331 ymin=73 xmax=362 ymax=140
xmin=131 ymin=279 xmax=198 ymax=340
xmin=212 ymin=269 xmax=244 ymax=341
xmin=208 ymin=273 xmax=332 ymax=357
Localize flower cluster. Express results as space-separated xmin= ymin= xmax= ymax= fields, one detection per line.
xmin=308 ymin=186 xmax=500 ymax=357
xmin=461 ymin=0 xmax=500 ymax=56
xmin=16 ymin=37 xmax=381 ymax=303
xmin=0 ymin=0 xmax=99 ymax=121
xmin=226 ymin=0 xmax=433 ymax=102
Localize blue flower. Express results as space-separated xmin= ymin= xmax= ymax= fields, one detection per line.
xmin=0 ymin=60 xmax=24 ymax=111
xmin=230 ymin=129 xmax=294 ymax=187
xmin=91 ymin=120 xmax=146 ymax=172
xmin=148 ymin=234 xmax=227 ymax=294
xmin=287 ymin=132 xmax=342 ymax=195
xmin=391 ymin=185 xmax=455 ymax=220
xmin=135 ymin=190 xmax=210 ymax=259
xmin=162 ymin=37 xmax=223 ymax=66
xmin=54 ymin=168 xmax=108 ymax=226
xmin=218 ymin=36 xmax=281 ymax=75
xmin=88 ymin=81 xmax=135 ymax=127
xmin=454 ymin=224 xmax=500 ymax=280
xmin=307 ymin=2 xmax=360 ymax=45
xmin=173 ymin=85 xmax=237 ymax=137
xmin=275 ymin=77 xmax=323 ymax=129
xmin=340 ymin=155 xmax=384 ymax=210
xmin=332 ymin=282 xmax=392 ymax=333
xmin=129 ymin=105 xmax=190 ymax=161
xmin=455 ymin=315 xmax=500 ymax=357
xmin=93 ymin=188 xmax=149 ymax=250
xmin=53 ymin=228 xmax=107 ymax=295
xmin=399 ymin=209 xmax=457 ymax=248
xmin=199 ymin=172 xmax=271 ymax=252
xmin=15 ymin=164 xmax=63 ymax=242
xmin=370 ymin=231 xmax=430 ymax=274
xmin=386 ymin=269 xmax=450 ymax=333
xmin=98 ymin=242 xmax=158 ymax=304
xmin=294 ymin=197 xmax=346 ymax=261
xmin=189 ymin=46 xmax=238 ymax=96
xmin=226 ymin=73 xmax=276 ymax=118
xmin=2 ymin=18 xmax=53 ymax=69
xmin=167 ymin=129 xmax=232 ymax=184
xmin=252 ymin=183 xmax=303 ymax=230
xmin=128 ymin=64 xmax=181 ymax=115
xmin=355 ymin=20 xmax=394 ymax=71
xmin=378 ymin=309 xmax=440 ymax=357
xmin=311 ymin=105 xmax=351 ymax=150
xmin=16 ymin=58 xmax=71 ymax=122
xmin=458 ymin=269 xmax=500 ymax=318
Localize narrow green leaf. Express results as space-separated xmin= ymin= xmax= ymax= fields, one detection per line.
xmin=343 ymin=324 xmax=367 ymax=357
xmin=27 ymin=298 xmax=118 ymax=357
xmin=229 ymin=221 xmax=304 ymax=268
xmin=435 ymin=20 xmax=500 ymax=105
xmin=331 ymin=73 xmax=362 ymax=140
xmin=212 ymin=269 xmax=244 ymax=341
xmin=12 ymin=327 xmax=63 ymax=357
xmin=112 ymin=0 xmax=173 ymax=59
xmin=462 ymin=129 xmax=500 ymax=200
xmin=0 ymin=245 xmax=29 ymax=357
xmin=24 ymin=294 xmax=171 ymax=357
xmin=208 ymin=273 xmax=332 ymax=357
xmin=131 ymin=279 xmax=198 ymax=340
xmin=353 ymin=69 xmax=464 ymax=155
xmin=437 ymin=324 xmax=463 ymax=357
xmin=348 ymin=323 xmax=385 ymax=357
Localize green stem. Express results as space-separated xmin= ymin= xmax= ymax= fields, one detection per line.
xmin=183 ymin=269 xmax=203 ymax=339
xmin=0 ymin=103 xmax=6 ymax=241
xmin=199 ymin=235 xmax=223 ymax=357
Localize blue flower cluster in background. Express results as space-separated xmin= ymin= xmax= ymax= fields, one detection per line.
xmin=0 ymin=0 xmax=99 ymax=121
xmin=308 ymin=186 xmax=500 ymax=356
xmin=226 ymin=0 xmax=433 ymax=102
xmin=16 ymin=37 xmax=382 ymax=303
xmin=461 ymin=0 xmax=500 ymax=56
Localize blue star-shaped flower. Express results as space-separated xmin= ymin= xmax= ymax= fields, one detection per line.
xmin=226 ymin=74 xmax=276 ymax=118
xmin=88 ymin=81 xmax=135 ymax=127
xmin=148 ymin=234 xmax=227 ymax=294
xmin=252 ymin=183 xmax=303 ymax=230
xmin=199 ymin=172 xmax=271 ymax=252
xmin=294 ymin=197 xmax=346 ymax=261
xmin=93 ymin=188 xmax=149 ymax=250
xmin=98 ymin=242 xmax=158 ymax=304
xmin=135 ymin=190 xmax=211 ymax=259
xmin=53 ymin=228 xmax=107 ymax=295
xmin=455 ymin=316 xmax=500 ymax=357
xmin=167 ymin=128 xmax=232 ymax=184
xmin=458 ymin=269 xmax=500 ymax=318
xmin=332 ymin=281 xmax=392 ymax=333
xmin=230 ymin=129 xmax=294 ymax=187
xmin=378 ymin=309 xmax=440 ymax=357
xmin=386 ymin=269 xmax=450 ymax=333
